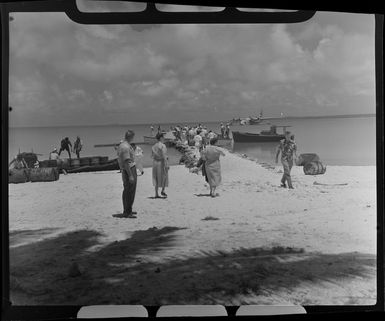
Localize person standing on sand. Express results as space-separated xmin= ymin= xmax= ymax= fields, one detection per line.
xmin=58 ymin=137 xmax=72 ymax=159
xmin=201 ymin=137 xmax=225 ymax=197
xmin=152 ymin=132 xmax=169 ymax=198
xmin=117 ymin=130 xmax=138 ymax=218
xmin=49 ymin=148 xmax=59 ymax=160
xmin=73 ymin=136 xmax=82 ymax=159
xmin=275 ymin=131 xmax=297 ymax=189
xmin=220 ymin=123 xmax=225 ymax=138
xmin=225 ymin=124 xmax=231 ymax=139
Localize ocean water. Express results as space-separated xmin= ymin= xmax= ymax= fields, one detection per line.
xmin=8 ymin=116 xmax=376 ymax=166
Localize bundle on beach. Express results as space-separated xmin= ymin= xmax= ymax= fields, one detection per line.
xmin=29 ymin=167 xmax=60 ymax=182
xmin=9 ymin=168 xmax=30 ymax=184
xmin=303 ymin=161 xmax=327 ymax=175
xmin=175 ymin=142 xmax=201 ymax=171
xmin=296 ymin=153 xmax=320 ymax=166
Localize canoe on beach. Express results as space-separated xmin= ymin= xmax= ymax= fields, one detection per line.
xmin=65 ymin=159 xmax=119 ymax=173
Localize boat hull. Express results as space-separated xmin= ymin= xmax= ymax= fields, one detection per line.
xmin=143 ymin=136 xmax=175 ymax=147
xmin=66 ymin=159 xmax=119 ymax=173
xmin=232 ymin=131 xmax=284 ymax=143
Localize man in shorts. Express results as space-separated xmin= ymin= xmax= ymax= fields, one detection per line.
xmin=275 ymin=131 xmax=297 ymax=189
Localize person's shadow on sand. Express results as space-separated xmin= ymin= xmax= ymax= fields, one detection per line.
xmin=194 ymin=193 xmax=212 ymax=197
xmin=147 ymin=196 xmax=167 ymax=199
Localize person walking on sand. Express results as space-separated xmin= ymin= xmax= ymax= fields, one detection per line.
xmin=58 ymin=137 xmax=72 ymax=159
xmin=73 ymin=136 xmax=83 ymax=159
xmin=201 ymin=137 xmax=225 ymax=197
xmin=117 ymin=130 xmax=138 ymax=218
xmin=275 ymin=131 xmax=297 ymax=189
xmin=152 ymin=132 xmax=169 ymax=198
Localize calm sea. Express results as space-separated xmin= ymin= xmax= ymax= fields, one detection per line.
xmin=9 ymin=116 xmax=376 ymax=166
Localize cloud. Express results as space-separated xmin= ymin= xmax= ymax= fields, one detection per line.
xmin=9 ymin=11 xmax=376 ymax=126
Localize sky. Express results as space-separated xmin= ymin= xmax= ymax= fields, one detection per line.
xmin=9 ymin=1 xmax=376 ymax=127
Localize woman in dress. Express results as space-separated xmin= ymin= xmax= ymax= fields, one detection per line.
xmin=152 ymin=132 xmax=169 ymax=198
xmin=201 ymin=137 xmax=225 ymax=197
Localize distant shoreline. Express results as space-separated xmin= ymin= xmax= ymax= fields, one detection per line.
xmin=267 ymin=113 xmax=376 ymax=121
xmin=9 ymin=113 xmax=376 ymax=129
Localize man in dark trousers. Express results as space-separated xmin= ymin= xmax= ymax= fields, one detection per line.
xmin=58 ymin=137 xmax=72 ymax=159
xmin=116 ymin=130 xmax=138 ymax=218
xmin=275 ymin=131 xmax=297 ymax=189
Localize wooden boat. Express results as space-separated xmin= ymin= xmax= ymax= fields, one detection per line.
xmin=37 ymin=155 xmax=118 ymax=173
xmin=232 ymin=125 xmax=291 ymax=143
xmin=66 ymin=159 xmax=119 ymax=173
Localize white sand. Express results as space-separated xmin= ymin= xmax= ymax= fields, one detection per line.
xmin=8 ymin=150 xmax=377 ymax=304
xmin=9 ymin=149 xmax=377 ymax=256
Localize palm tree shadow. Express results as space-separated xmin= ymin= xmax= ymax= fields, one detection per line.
xmin=9 ymin=229 xmax=376 ymax=306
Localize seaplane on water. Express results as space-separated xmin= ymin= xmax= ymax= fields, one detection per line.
xmin=229 ymin=110 xmax=285 ymax=126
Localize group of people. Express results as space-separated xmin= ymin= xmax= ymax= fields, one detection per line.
xmin=116 ymin=128 xmax=226 ymax=218
xmin=220 ymin=122 xmax=231 ymax=139
xmin=116 ymin=130 xmax=169 ymax=218
xmin=116 ymin=126 xmax=298 ymax=218
xmin=49 ymin=136 xmax=83 ymax=160
xmin=154 ymin=123 xmax=225 ymax=150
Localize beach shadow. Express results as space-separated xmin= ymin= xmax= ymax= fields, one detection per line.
xmin=147 ymin=196 xmax=167 ymax=199
xmin=10 ymin=228 xmax=62 ymax=247
xmin=9 ymin=226 xmax=186 ymax=305
xmin=10 ymin=231 xmax=376 ymax=306
xmin=194 ymin=193 xmax=211 ymax=197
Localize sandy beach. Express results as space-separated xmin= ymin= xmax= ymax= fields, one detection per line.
xmin=9 ymin=149 xmax=377 ymax=305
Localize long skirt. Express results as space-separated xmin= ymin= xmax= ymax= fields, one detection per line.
xmin=152 ymin=160 xmax=169 ymax=187
xmin=204 ymin=160 xmax=222 ymax=187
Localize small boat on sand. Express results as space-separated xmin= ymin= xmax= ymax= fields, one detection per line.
xmin=232 ymin=125 xmax=291 ymax=143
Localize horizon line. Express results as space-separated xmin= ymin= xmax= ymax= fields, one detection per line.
xmin=9 ymin=113 xmax=376 ymax=129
